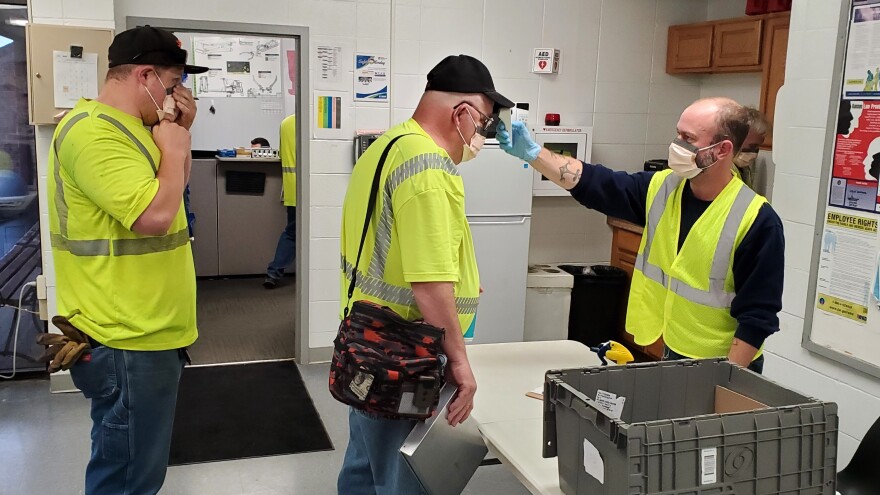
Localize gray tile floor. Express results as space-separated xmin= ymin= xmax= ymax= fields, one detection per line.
xmin=0 ymin=364 xmax=532 ymax=495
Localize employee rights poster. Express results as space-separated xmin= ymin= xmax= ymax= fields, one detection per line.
xmin=816 ymin=212 xmax=878 ymax=324
xmin=830 ymin=100 xmax=880 ymax=212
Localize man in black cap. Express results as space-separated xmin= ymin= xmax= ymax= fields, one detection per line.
xmin=335 ymin=54 xmax=513 ymax=494
xmin=45 ymin=26 xmax=207 ymax=495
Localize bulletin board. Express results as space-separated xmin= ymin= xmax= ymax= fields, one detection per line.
xmin=25 ymin=24 xmax=114 ymax=125
xmin=804 ymin=0 xmax=880 ymax=378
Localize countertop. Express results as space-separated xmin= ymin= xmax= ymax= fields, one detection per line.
xmin=215 ymin=156 xmax=281 ymax=162
xmin=606 ymin=216 xmax=643 ymax=235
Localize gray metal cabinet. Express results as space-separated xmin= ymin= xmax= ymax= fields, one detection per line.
xmin=189 ymin=159 xmax=219 ymax=276
xmin=188 ymin=158 xmax=287 ymax=277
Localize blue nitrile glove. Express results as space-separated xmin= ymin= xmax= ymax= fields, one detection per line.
xmin=496 ymin=120 xmax=541 ymax=162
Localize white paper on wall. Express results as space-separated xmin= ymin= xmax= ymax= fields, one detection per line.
xmin=193 ymin=36 xmax=282 ymax=98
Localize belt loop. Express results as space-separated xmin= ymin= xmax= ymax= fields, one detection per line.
xmin=179 ymin=347 xmax=192 ymax=365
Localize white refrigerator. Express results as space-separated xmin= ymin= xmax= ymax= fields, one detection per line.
xmin=458 ymin=142 xmax=533 ymax=344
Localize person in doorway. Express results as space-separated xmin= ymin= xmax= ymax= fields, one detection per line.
xmin=263 ymin=115 xmax=296 ymax=288
xmin=496 ymin=97 xmax=784 ymax=374
xmin=45 ymin=26 xmax=207 ymax=494
xmin=251 ymin=136 xmax=270 ymax=148
xmin=731 ymin=106 xmax=769 ymax=192
xmin=336 ymin=55 xmax=513 ymax=494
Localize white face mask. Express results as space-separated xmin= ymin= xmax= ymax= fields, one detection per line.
xmin=733 ymin=151 xmax=758 ymax=169
xmin=667 ymin=138 xmax=722 ymax=179
xmin=456 ymin=108 xmax=486 ymax=163
xmin=144 ymin=72 xmax=177 ymax=122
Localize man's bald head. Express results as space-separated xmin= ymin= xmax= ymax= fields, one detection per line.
xmin=683 ymin=97 xmax=750 ymax=154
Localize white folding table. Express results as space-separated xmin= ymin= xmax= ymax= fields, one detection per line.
xmin=466 ymin=341 xmax=600 ymax=495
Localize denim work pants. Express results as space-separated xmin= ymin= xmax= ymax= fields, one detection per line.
xmin=70 ymin=345 xmax=186 ymax=495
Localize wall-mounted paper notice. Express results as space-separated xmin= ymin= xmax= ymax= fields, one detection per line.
xmin=53 ymin=51 xmax=98 ymax=109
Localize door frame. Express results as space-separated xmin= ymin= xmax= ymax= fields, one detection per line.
xmin=127 ymin=17 xmax=311 ymax=363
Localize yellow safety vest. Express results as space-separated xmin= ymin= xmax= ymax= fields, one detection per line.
xmin=625 ymin=170 xmax=766 ymax=359
xmin=338 ymin=119 xmax=480 ymax=333
xmin=280 ymin=114 xmax=296 ymax=207
xmin=48 ymin=99 xmax=197 ymax=351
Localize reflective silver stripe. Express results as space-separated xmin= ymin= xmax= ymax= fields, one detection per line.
xmin=282 ymin=167 xmax=296 ymax=174
xmin=52 ymin=113 xmax=90 ymax=238
xmin=668 ymin=185 xmax=757 ymax=308
xmin=97 ymin=114 xmax=158 ymax=174
xmin=113 ymin=227 xmax=191 ymax=256
xmin=343 ymin=257 xmax=478 ymax=315
xmin=368 ymin=153 xmax=459 ymax=279
xmin=50 ymin=234 xmax=110 ymax=256
xmin=52 ymin=228 xmax=190 ymax=257
xmin=634 ymin=172 xmax=681 ymax=276
xmin=636 ymin=176 xmax=758 ymax=309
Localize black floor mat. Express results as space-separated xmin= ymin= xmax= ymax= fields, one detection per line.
xmin=169 ymin=360 xmax=333 ymax=465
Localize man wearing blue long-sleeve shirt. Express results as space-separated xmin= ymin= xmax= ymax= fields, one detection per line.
xmin=497 ymin=97 xmax=783 ymax=373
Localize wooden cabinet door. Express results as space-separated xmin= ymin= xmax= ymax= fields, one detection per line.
xmin=760 ymin=13 xmax=790 ymax=149
xmin=667 ymin=24 xmax=714 ymax=73
xmin=713 ymin=18 xmax=763 ymax=69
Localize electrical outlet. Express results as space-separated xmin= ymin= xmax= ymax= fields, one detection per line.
xmin=36 ymin=274 xmax=48 ymax=320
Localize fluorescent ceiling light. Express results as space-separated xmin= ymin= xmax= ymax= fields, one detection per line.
xmin=0 ymin=35 xmax=12 ymax=49
xmin=6 ymin=18 xmax=27 ymax=26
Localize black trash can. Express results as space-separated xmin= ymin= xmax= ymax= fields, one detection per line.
xmin=558 ymin=264 xmax=628 ymax=347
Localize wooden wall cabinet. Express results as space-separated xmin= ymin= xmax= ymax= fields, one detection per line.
xmin=667 ymin=24 xmax=714 ymax=72
xmin=668 ymin=17 xmax=763 ymax=73
xmin=607 ymin=217 xmax=664 ymax=361
xmin=759 ymin=13 xmax=790 ymax=148
xmin=713 ymin=18 xmax=764 ymax=69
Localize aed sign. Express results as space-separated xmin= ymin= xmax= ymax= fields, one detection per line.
xmin=532 ymin=48 xmax=560 ymax=74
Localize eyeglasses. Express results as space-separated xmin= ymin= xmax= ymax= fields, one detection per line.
xmin=454 ymin=102 xmax=495 ymax=133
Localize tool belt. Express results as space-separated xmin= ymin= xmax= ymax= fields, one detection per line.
xmin=330 ymin=300 xmax=445 ymax=419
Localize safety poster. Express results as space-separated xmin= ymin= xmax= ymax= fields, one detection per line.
xmin=192 ymin=36 xmax=282 ymax=98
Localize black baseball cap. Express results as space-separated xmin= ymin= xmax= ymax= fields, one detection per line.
xmin=426 ymin=55 xmax=514 ymax=110
xmin=108 ymin=26 xmax=209 ymax=74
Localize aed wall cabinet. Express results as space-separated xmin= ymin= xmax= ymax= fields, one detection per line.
xmin=532 ymin=127 xmax=592 ymax=197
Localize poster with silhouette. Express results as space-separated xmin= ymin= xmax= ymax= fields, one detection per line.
xmin=831 ymin=99 xmax=880 ymax=212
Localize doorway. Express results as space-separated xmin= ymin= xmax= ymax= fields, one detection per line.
xmin=128 ymin=18 xmax=311 ymax=364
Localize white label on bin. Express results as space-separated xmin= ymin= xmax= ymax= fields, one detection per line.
xmin=583 ymin=438 xmax=605 ymax=484
xmin=701 ymin=447 xmax=717 ymax=485
xmin=595 ymin=390 xmax=626 ymax=420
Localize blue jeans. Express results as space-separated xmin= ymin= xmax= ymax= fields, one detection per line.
xmin=70 ymin=345 xmax=186 ymax=495
xmin=337 ymin=408 xmax=426 ymax=495
xmin=663 ymin=345 xmax=764 ymax=374
xmin=267 ymin=206 xmax=296 ymax=280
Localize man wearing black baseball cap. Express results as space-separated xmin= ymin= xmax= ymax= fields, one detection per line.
xmin=336 ymin=55 xmax=512 ymax=494
xmin=45 ymin=26 xmax=206 ymax=495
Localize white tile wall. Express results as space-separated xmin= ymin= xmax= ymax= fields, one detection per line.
xmin=706 ymin=0 xmax=747 ymax=20
xmin=782 ymin=220 xmax=816 ymax=271
xmin=593 ymin=113 xmax=649 ymax=145
xmin=356 ymin=2 xmax=391 ymax=40
xmin=591 ymin=144 xmax=647 ymax=173
xmin=771 ymin=173 xmax=820 ymax=226
xmin=771 ymin=127 xmax=827 ymax=178
xmin=309 ymin=268 xmax=341 ymax=302
xmin=699 ymin=73 xmax=762 ymax=107
xmin=310 ymin=207 xmax=344 ymax=239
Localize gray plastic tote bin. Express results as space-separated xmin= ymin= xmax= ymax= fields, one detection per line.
xmin=543 ymin=359 xmax=838 ymax=494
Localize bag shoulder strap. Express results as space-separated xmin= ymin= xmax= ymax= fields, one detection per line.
xmin=345 ymin=133 xmax=416 ymax=316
